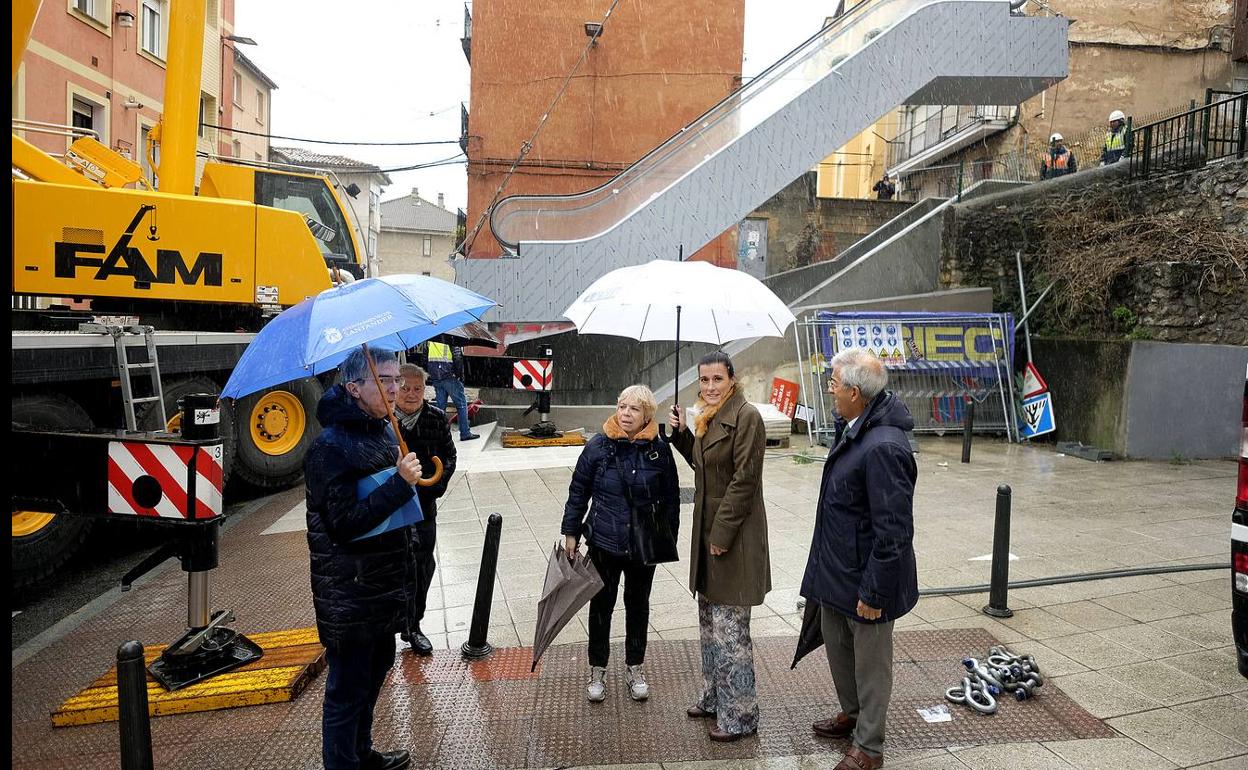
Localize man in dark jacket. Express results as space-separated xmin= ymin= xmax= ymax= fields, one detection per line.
xmin=305 ymin=348 xmax=422 ymax=770
xmin=872 ymin=173 xmax=896 ymax=201
xmin=800 ymin=349 xmax=918 ymax=770
xmin=426 ymin=341 xmax=479 ymax=441
xmin=394 ymin=363 xmax=456 ymax=656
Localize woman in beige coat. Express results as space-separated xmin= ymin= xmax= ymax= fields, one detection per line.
xmin=668 ymin=351 xmax=771 ymax=742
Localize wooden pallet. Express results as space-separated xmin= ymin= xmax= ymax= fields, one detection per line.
xmin=52 ymin=627 xmax=325 ymax=727
xmin=500 ymin=431 xmax=587 ymax=448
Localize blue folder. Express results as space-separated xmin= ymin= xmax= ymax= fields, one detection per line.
xmin=351 ymin=467 xmax=424 ymax=541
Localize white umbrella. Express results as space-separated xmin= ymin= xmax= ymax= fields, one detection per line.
xmin=563 ymin=259 xmax=796 ymax=398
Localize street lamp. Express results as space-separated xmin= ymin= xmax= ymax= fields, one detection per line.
xmin=224 ymin=34 xmax=257 ymax=45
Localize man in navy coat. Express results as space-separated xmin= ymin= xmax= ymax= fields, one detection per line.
xmin=800 ymin=348 xmax=918 ymax=770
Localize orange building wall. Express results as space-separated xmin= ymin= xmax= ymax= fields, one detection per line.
xmin=19 ymin=0 xmax=236 ymax=177
xmin=465 ymin=0 xmax=745 ymax=265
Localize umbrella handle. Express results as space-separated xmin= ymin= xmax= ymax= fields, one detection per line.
xmin=415 ymin=456 xmax=444 ymax=487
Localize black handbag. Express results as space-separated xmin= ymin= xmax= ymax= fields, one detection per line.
xmin=615 ymin=451 xmax=679 ymax=565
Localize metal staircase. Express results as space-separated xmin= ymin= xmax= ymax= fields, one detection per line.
xmin=456 ymin=0 xmax=1068 ymax=322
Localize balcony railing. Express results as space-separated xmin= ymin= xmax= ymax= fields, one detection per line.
xmin=1129 ymin=90 xmax=1247 ymax=179
xmin=886 ymin=105 xmax=1015 ymax=169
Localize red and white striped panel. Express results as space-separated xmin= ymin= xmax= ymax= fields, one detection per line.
xmin=107 ymin=441 xmax=224 ymax=520
xmin=512 ymin=359 xmax=553 ymax=391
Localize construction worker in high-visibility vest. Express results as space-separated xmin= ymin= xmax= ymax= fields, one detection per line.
xmin=426 ymin=341 xmax=479 ymax=441
xmin=1040 ymin=132 xmax=1077 ymax=179
xmin=1101 ymin=109 xmax=1128 ymax=165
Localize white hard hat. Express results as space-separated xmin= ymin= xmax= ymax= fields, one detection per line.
xmin=1049 ymin=132 xmax=1063 ymax=142
xmin=1108 ymin=110 xmax=1126 ymax=122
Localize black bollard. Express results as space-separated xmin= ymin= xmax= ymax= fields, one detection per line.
xmin=117 ymin=641 xmax=154 ymax=770
xmin=982 ymin=485 xmax=1014 ymax=618
xmin=961 ymin=399 xmax=975 ymax=463
xmin=462 ymin=513 xmax=503 ymax=659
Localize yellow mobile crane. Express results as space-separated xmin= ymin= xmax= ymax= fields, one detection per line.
xmin=11 ymin=0 xmax=367 ymax=587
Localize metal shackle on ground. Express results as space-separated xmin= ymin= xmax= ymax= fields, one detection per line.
xmin=946 ymin=645 xmax=1044 ymax=715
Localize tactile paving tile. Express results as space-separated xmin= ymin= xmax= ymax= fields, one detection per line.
xmin=16 ymin=622 xmax=1114 ymax=769
xmin=468 ymin=645 xmax=540 ymax=680
xmin=528 ymin=712 xmax=620 ymax=767
xmin=434 ymin=718 xmax=531 ymax=769
xmin=534 ymin=638 xmax=585 ymax=679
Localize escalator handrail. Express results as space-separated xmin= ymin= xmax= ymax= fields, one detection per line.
xmin=487 ymin=0 xmax=905 ymax=249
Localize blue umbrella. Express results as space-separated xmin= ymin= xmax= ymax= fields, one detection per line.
xmin=221 ymin=274 xmax=497 ymax=400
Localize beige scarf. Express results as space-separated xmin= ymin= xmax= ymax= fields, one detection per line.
xmin=602 ymin=414 xmax=658 ymax=441
xmin=692 ymin=384 xmax=736 ymax=438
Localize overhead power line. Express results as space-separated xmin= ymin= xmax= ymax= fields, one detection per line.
xmin=201 ymin=122 xmax=460 ymax=147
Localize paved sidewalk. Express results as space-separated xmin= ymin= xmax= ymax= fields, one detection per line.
xmin=11 ymin=436 xmax=1245 ymax=769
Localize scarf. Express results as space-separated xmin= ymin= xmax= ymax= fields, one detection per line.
xmin=602 ymin=414 xmax=658 ymax=441
xmin=395 ymin=404 xmax=422 ymax=432
xmin=692 ymin=384 xmax=736 ymax=438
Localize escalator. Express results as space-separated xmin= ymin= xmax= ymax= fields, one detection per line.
xmin=456 ymin=0 xmax=1068 ymax=323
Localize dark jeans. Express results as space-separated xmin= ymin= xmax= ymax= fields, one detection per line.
xmin=410 ymin=518 xmax=437 ymax=629
xmin=587 ymin=546 xmax=656 ymax=667
xmin=323 ymin=634 xmax=395 ymax=770
xmin=431 ymin=378 xmax=472 ymax=439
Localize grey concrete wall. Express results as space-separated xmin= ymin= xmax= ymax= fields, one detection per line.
xmin=1032 ymin=338 xmax=1132 ymax=453
xmin=1123 ymin=342 xmax=1248 ymax=460
xmin=765 ymin=197 xmax=943 ymax=305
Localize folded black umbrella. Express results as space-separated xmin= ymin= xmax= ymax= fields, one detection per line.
xmin=531 ymin=543 xmax=604 ymax=672
xmin=791 ymin=598 xmax=825 ymax=669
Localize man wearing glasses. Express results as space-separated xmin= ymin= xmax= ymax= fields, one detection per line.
xmin=394 ymin=363 xmax=457 ymax=656
xmin=305 ymin=348 xmax=421 ymax=770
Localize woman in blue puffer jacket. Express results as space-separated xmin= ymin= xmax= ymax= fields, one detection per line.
xmin=562 ymin=384 xmax=680 ymax=704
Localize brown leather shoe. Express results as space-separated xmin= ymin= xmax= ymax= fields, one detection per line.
xmin=686 ymin=704 xmax=716 ymax=719
xmin=834 ymin=745 xmax=883 ymax=770
xmin=812 ymin=712 xmax=857 ymax=739
xmin=708 ymin=726 xmax=757 ymax=742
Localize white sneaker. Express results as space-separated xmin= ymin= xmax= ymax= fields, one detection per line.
xmin=626 ymin=664 xmax=649 ymax=701
xmin=586 ymin=666 xmax=607 ymax=702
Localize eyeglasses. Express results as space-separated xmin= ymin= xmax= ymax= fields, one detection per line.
xmin=352 ymin=376 xmax=401 ymax=388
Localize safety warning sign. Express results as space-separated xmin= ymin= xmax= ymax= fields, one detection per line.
xmin=837 ymin=322 xmax=906 ymax=365
xmin=1020 ymin=392 xmax=1056 ymax=438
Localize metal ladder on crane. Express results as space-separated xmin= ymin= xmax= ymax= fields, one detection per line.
xmin=80 ymin=323 xmax=166 ymax=431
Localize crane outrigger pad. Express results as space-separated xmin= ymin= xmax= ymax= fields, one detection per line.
xmin=51 ymin=627 xmax=324 ymax=727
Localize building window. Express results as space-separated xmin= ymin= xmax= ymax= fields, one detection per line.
xmin=232 ymin=139 xmax=242 ymax=158
xmin=140 ymin=0 xmax=167 ymax=58
xmin=233 ymin=72 xmax=243 ymax=107
xmin=140 ymin=124 xmax=159 ymax=186
xmin=69 ymin=93 xmax=107 ymax=147
xmin=255 ymin=90 xmax=265 ymax=123
xmin=198 ymin=93 xmax=217 ymax=141
xmin=422 ymin=236 xmax=432 ymax=257
xmin=71 ymin=0 xmax=107 ymax=25
xmin=71 ymin=96 xmax=95 ymax=133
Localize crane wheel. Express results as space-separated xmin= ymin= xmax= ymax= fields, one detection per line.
xmin=232 ymin=378 xmax=323 ymax=489
xmin=12 ymin=394 xmax=96 ymax=589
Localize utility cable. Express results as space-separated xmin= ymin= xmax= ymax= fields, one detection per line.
xmin=918 ymin=562 xmax=1229 ymax=597
xmin=459 ymin=0 xmax=624 ymax=255
xmin=201 ymin=122 xmax=460 ymax=147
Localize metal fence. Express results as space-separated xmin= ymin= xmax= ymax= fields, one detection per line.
xmin=889 ymin=96 xmax=1227 ymax=201
xmin=1129 ymin=90 xmax=1247 ymax=179
xmin=795 ymin=312 xmax=1018 ymax=447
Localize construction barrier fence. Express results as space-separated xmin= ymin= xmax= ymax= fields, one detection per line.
xmin=795 ymin=311 xmax=1018 ymax=447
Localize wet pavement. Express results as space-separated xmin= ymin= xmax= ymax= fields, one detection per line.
xmin=11 ymin=426 xmax=1246 ymax=769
